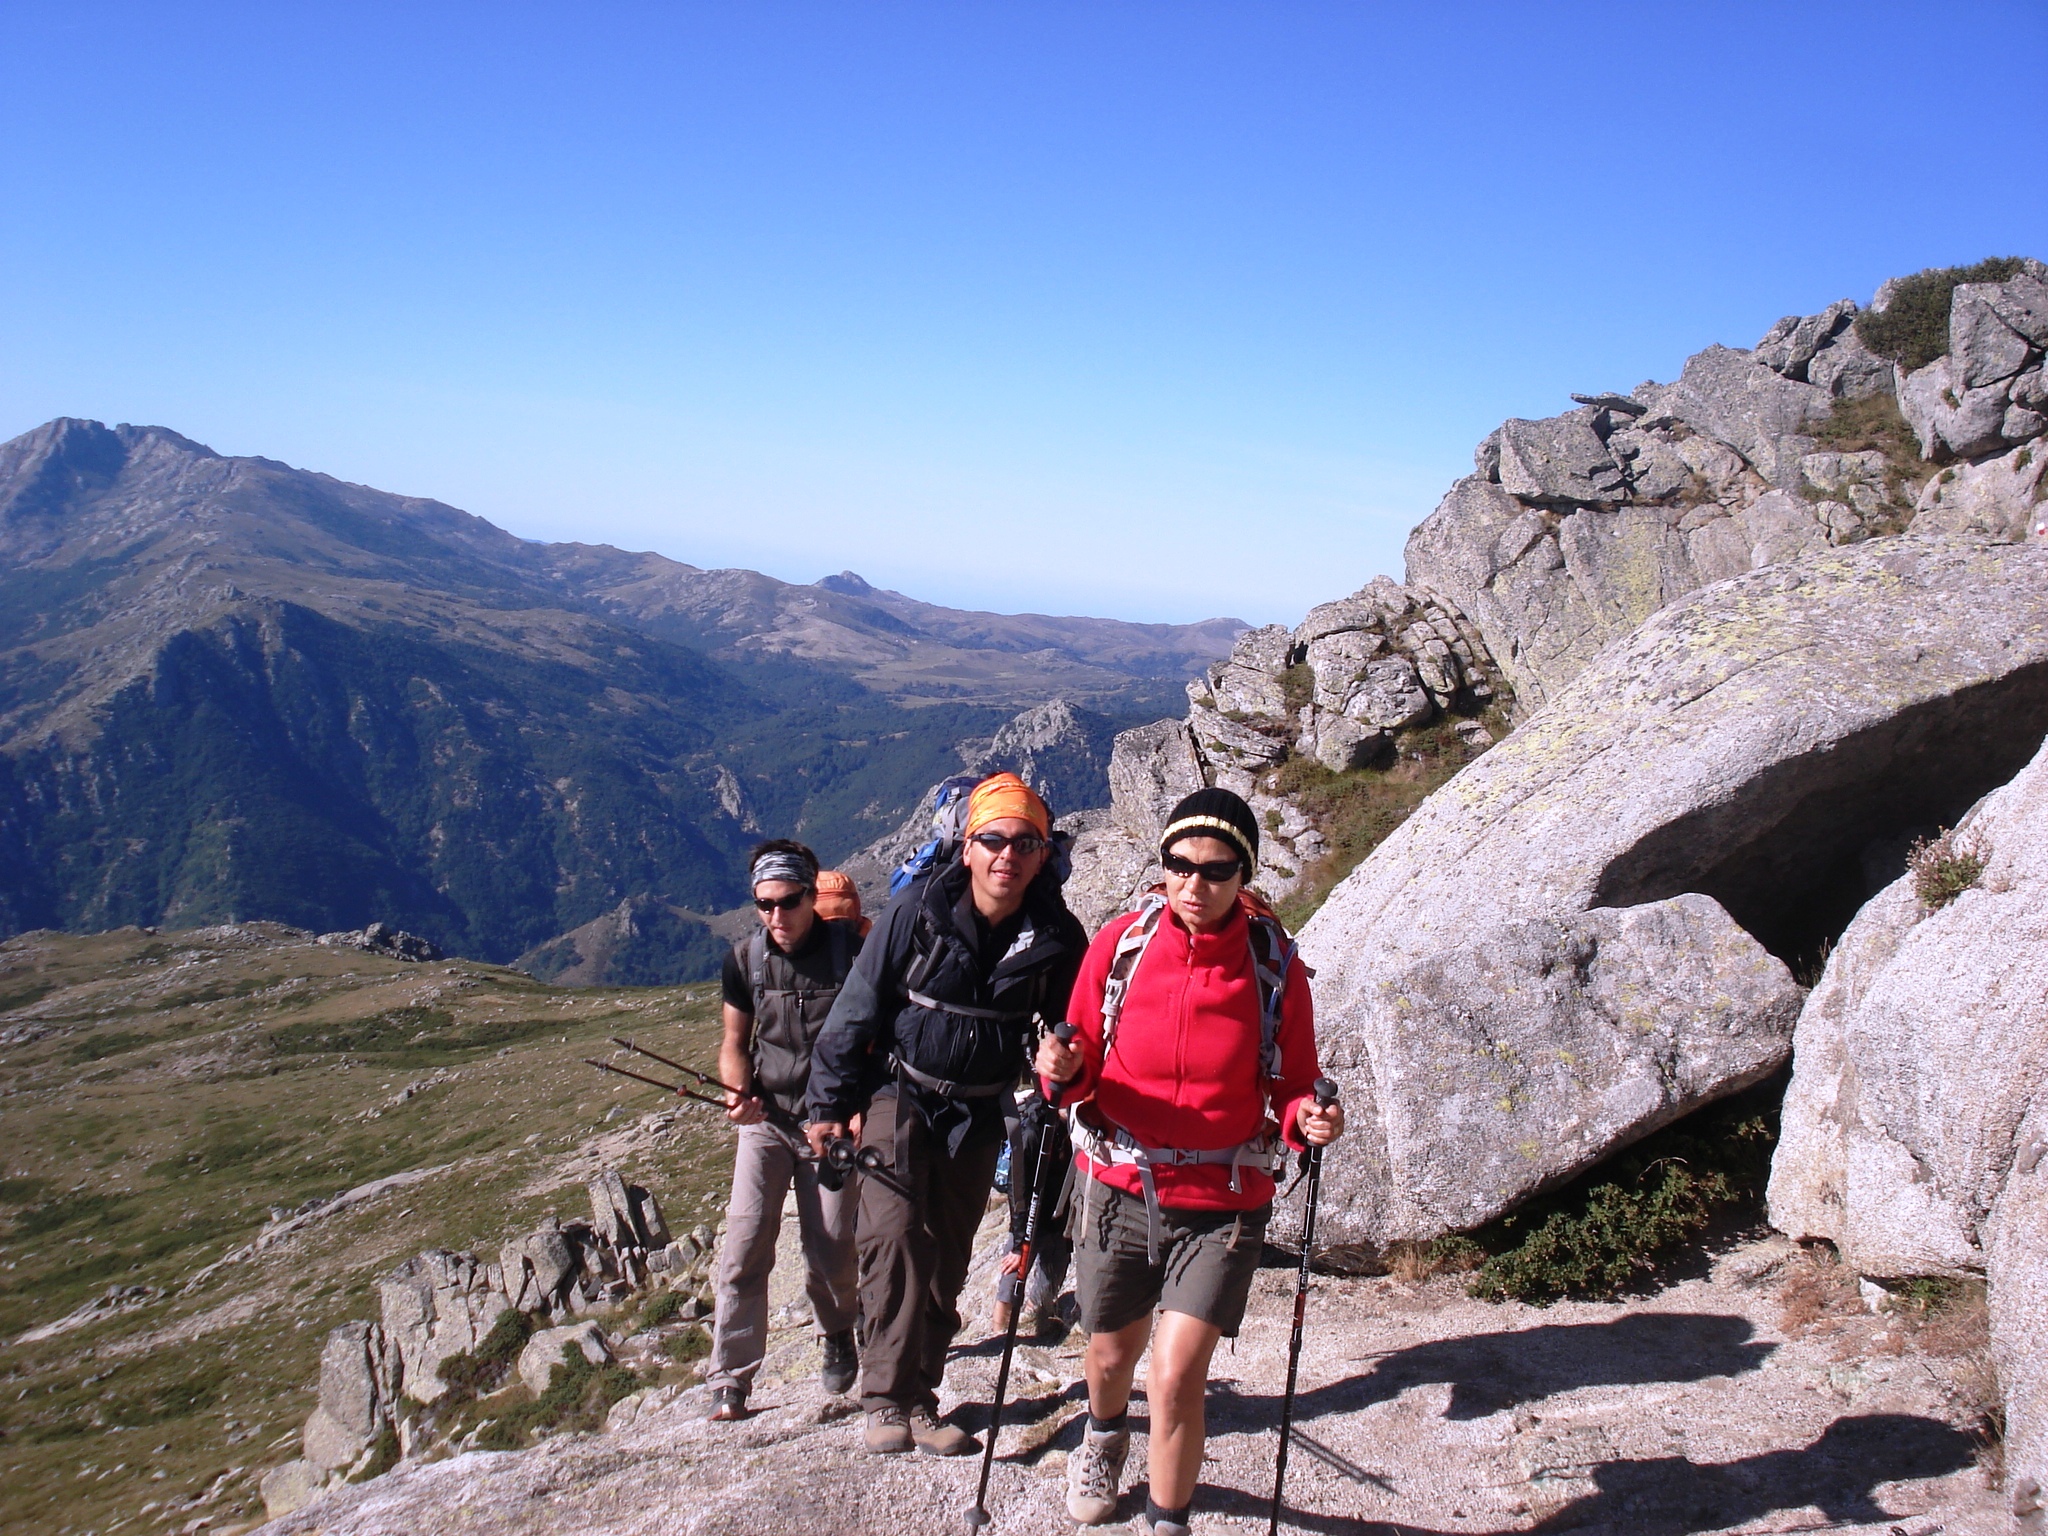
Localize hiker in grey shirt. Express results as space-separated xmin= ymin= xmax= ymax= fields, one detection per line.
xmin=704 ymin=840 xmax=863 ymax=1422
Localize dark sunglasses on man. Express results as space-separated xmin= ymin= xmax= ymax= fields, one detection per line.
xmin=753 ymin=891 xmax=811 ymax=913
xmin=967 ymin=830 xmax=1047 ymax=856
xmin=1161 ymin=851 xmax=1243 ymax=883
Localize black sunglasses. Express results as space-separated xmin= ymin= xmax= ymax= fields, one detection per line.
xmin=754 ymin=891 xmax=811 ymax=913
xmin=968 ymin=830 xmax=1047 ymax=856
xmin=1162 ymin=851 xmax=1242 ymax=883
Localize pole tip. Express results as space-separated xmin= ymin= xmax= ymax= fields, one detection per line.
xmin=962 ymin=1506 xmax=991 ymax=1528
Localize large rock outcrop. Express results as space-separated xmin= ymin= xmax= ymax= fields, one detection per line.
xmin=1321 ymin=896 xmax=1801 ymax=1244
xmin=1296 ymin=536 xmax=2048 ymax=1250
xmin=1406 ymin=267 xmax=2048 ymax=715
xmin=262 ymin=1170 xmax=718 ymax=1517
xmin=1765 ymin=734 xmax=2048 ymax=1508
xmin=376 ymin=1250 xmax=514 ymax=1406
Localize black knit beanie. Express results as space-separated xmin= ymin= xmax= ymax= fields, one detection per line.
xmin=1160 ymin=787 xmax=1259 ymax=875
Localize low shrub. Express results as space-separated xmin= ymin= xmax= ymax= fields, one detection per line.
xmin=1271 ymin=717 xmax=1489 ymax=930
xmin=472 ymin=1348 xmax=648 ymax=1451
xmin=1909 ymin=827 xmax=1988 ymax=909
xmin=1277 ymin=663 xmax=1316 ymax=714
xmin=350 ymin=1423 xmax=401 ymax=1482
xmin=1809 ymin=391 xmax=1935 ymax=513
xmin=1855 ymin=257 xmax=2031 ymax=372
xmin=1461 ymin=1085 xmax=1780 ymax=1305
xmin=663 ymin=1326 xmax=710 ymax=1365
xmin=435 ymin=1308 xmax=534 ymax=1402
xmin=67 ymin=1030 xmax=153 ymax=1064
xmin=638 ymin=1287 xmax=687 ymax=1329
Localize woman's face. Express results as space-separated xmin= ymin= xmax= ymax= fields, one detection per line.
xmin=1162 ymin=834 xmax=1243 ymax=933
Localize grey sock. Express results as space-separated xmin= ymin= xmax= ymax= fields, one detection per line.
xmin=1088 ymin=1409 xmax=1128 ymax=1435
xmin=1146 ymin=1494 xmax=1191 ymax=1525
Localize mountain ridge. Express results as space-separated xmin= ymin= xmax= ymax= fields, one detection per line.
xmin=0 ymin=417 xmax=1241 ymax=958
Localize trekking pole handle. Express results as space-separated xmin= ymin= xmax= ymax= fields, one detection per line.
xmin=1312 ymin=1077 xmax=1339 ymax=1108
xmin=1045 ymin=1022 xmax=1078 ymax=1108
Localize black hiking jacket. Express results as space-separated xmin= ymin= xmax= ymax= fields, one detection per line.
xmin=806 ymin=857 xmax=1087 ymax=1154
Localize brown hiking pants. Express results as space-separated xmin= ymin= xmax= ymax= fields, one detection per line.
xmin=854 ymin=1090 xmax=1003 ymax=1413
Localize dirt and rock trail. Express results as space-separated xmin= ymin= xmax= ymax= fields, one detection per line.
xmin=256 ymin=1193 xmax=2005 ymax=1536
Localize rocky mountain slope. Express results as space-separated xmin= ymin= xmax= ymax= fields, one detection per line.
xmin=0 ymin=420 xmax=1238 ymax=961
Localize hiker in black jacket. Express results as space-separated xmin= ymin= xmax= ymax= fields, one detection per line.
xmin=807 ymin=772 xmax=1087 ymax=1457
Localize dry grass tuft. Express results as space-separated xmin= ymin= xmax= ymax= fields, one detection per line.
xmin=1776 ymin=1243 xmax=1859 ymax=1337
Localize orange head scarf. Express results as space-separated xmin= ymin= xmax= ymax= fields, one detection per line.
xmin=963 ymin=772 xmax=1050 ymax=840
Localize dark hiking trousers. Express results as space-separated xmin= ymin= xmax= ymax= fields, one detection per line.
xmin=855 ymin=1089 xmax=1003 ymax=1414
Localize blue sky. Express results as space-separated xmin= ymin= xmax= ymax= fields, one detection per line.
xmin=3 ymin=3 xmax=2044 ymax=625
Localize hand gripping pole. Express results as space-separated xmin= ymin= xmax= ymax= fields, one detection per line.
xmin=1267 ymin=1077 xmax=1339 ymax=1536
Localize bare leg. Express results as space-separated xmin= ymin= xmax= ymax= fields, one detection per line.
xmin=1141 ymin=1311 xmax=1223 ymax=1510
xmin=1083 ymin=1312 xmax=1152 ymax=1420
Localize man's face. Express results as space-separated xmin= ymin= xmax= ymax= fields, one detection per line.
xmin=962 ymin=817 xmax=1049 ymax=912
xmin=754 ymin=880 xmax=816 ymax=951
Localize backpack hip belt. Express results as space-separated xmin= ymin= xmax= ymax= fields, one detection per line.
xmin=1071 ymin=1116 xmax=1284 ymax=1264
xmin=888 ymin=1054 xmax=1016 ymax=1101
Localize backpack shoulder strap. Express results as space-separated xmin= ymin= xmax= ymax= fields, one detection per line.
xmin=900 ymin=894 xmax=947 ymax=996
xmin=1245 ymin=911 xmax=1295 ymax=1085
xmin=747 ymin=927 xmax=771 ymax=996
xmin=1098 ymin=894 xmax=1167 ymax=1066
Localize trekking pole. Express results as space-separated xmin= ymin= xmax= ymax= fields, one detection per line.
xmin=606 ymin=1037 xmax=807 ymax=1136
xmin=582 ymin=1057 xmax=732 ymax=1112
xmin=964 ymin=1022 xmax=1074 ymax=1529
xmin=609 ymin=1037 xmax=746 ymax=1097
xmin=1267 ymin=1077 xmax=1339 ymax=1536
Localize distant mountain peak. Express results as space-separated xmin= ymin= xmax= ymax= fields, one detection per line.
xmin=815 ymin=570 xmax=874 ymax=595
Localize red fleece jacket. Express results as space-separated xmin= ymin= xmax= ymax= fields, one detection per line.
xmin=1046 ymin=901 xmax=1319 ymax=1212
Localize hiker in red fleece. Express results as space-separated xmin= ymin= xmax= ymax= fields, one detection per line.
xmin=1037 ymin=787 xmax=1345 ymax=1536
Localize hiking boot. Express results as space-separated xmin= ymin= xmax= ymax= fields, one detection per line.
xmin=1065 ymin=1422 xmax=1130 ymax=1523
xmin=909 ymin=1406 xmax=979 ymax=1457
xmin=863 ymin=1405 xmax=913 ymax=1455
xmin=706 ymin=1386 xmax=746 ymax=1422
xmin=820 ymin=1329 xmax=858 ymax=1395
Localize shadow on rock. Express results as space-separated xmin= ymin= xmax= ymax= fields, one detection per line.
xmin=1202 ymin=1412 xmax=1972 ymax=1536
xmin=1517 ymin=1413 xmax=1977 ymax=1534
xmin=1219 ymin=1312 xmax=1776 ymax=1425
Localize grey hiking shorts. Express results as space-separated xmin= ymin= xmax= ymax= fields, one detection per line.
xmin=1070 ymin=1179 xmax=1269 ymax=1337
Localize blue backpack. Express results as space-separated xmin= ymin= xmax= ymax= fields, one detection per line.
xmin=888 ymin=774 xmax=1073 ymax=896
xmin=888 ymin=775 xmax=983 ymax=897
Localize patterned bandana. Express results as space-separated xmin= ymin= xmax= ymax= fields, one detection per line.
xmin=750 ymin=850 xmax=817 ymax=891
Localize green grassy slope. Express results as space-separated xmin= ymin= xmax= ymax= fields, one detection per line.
xmin=0 ymin=923 xmax=735 ymax=1535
